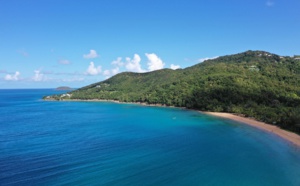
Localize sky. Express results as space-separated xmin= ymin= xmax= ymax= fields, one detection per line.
xmin=0 ymin=0 xmax=299 ymax=88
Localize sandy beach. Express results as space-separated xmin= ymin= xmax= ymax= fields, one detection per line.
xmin=204 ymin=112 xmax=300 ymax=147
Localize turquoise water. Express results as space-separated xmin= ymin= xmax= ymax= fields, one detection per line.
xmin=1 ymin=89 xmax=300 ymax=186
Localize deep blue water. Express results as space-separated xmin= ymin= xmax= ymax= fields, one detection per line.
xmin=1 ymin=89 xmax=300 ymax=186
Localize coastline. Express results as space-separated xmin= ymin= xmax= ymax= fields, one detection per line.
xmin=45 ymin=98 xmax=300 ymax=147
xmin=45 ymin=98 xmax=175 ymax=107
xmin=204 ymin=112 xmax=300 ymax=147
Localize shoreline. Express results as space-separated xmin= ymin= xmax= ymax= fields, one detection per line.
xmin=45 ymin=98 xmax=176 ymax=107
xmin=204 ymin=112 xmax=300 ymax=147
xmin=45 ymin=98 xmax=300 ymax=147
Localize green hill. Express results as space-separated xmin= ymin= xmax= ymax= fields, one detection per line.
xmin=45 ymin=50 xmax=300 ymax=133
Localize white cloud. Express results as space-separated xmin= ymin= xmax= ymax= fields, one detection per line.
xmin=102 ymin=57 xmax=123 ymax=78
xmin=4 ymin=71 xmax=20 ymax=81
xmin=32 ymin=70 xmax=45 ymax=82
xmin=198 ymin=56 xmax=219 ymax=63
xmin=103 ymin=70 xmax=111 ymax=76
xmin=111 ymin=67 xmax=119 ymax=75
xmin=111 ymin=57 xmax=124 ymax=67
xmin=146 ymin=53 xmax=165 ymax=71
xmin=83 ymin=49 xmax=98 ymax=59
xmin=266 ymin=0 xmax=274 ymax=6
xmin=58 ymin=59 xmax=71 ymax=65
xmin=170 ymin=64 xmax=181 ymax=70
xmin=125 ymin=54 xmax=145 ymax=73
xmin=103 ymin=67 xmax=119 ymax=78
xmin=86 ymin=62 xmax=102 ymax=75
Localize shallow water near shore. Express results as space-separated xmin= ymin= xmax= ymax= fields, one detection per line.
xmin=1 ymin=89 xmax=300 ymax=186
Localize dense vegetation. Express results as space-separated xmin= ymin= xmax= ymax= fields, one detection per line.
xmin=45 ymin=50 xmax=300 ymax=133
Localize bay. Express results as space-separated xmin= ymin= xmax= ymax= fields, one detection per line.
xmin=1 ymin=89 xmax=300 ymax=186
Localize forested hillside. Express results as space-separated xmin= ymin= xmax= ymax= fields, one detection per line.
xmin=45 ymin=51 xmax=300 ymax=133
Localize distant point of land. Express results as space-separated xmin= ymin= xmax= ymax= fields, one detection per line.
xmin=55 ymin=86 xmax=73 ymax=90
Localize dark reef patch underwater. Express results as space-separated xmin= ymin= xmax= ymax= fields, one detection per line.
xmin=1 ymin=89 xmax=300 ymax=186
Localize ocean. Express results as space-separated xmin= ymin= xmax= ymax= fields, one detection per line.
xmin=1 ymin=89 xmax=300 ymax=186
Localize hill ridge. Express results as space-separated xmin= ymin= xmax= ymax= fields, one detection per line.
xmin=44 ymin=50 xmax=300 ymax=133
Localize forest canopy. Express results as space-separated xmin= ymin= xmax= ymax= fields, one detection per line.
xmin=45 ymin=50 xmax=300 ymax=133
